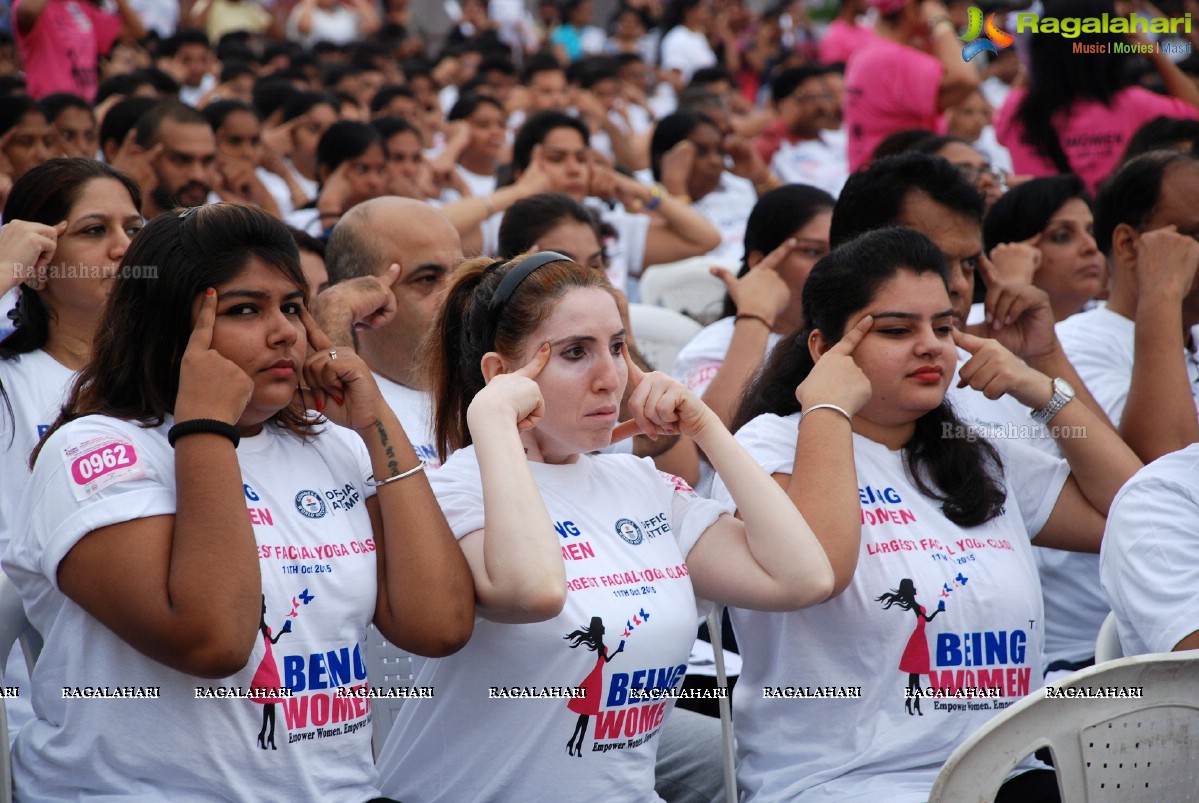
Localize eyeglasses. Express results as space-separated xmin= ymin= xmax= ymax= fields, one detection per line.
xmin=789 ymin=92 xmax=834 ymax=104
xmin=954 ymin=163 xmax=1008 ymax=190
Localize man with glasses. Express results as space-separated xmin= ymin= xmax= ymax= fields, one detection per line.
xmin=755 ymin=65 xmax=848 ymax=197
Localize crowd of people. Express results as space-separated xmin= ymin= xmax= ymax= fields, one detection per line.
xmin=1 ymin=0 xmax=1198 ymax=800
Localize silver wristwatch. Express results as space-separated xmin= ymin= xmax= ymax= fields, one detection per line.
xmin=1030 ymin=377 xmax=1075 ymax=423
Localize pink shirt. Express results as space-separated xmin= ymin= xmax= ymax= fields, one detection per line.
xmin=818 ymin=18 xmax=876 ymax=66
xmin=13 ymin=0 xmax=121 ymax=101
xmin=844 ymin=38 xmax=944 ymax=170
xmin=995 ymin=86 xmax=1199 ymax=193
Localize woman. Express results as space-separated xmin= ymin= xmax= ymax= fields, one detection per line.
xmin=202 ymin=99 xmax=289 ymax=218
xmin=0 ymin=96 xmax=56 ymax=188
xmin=5 ymin=204 xmax=474 ymax=800
xmin=443 ymin=93 xmax=508 ymax=199
xmin=995 ymin=0 xmax=1199 ymax=192
xmin=448 ymin=111 xmax=721 ymax=293
xmin=648 ymin=110 xmax=773 ymax=263
xmin=716 ymin=226 xmax=1140 ymax=801
xmin=843 ymin=0 xmax=978 ymax=170
xmin=285 ymin=121 xmax=388 ymax=235
xmin=0 ymin=158 xmax=142 ymax=740
xmin=498 ymin=191 xmax=700 ymax=484
xmin=40 ymin=93 xmax=99 ymax=160
xmin=658 ymin=0 xmax=717 ymax=89
xmin=376 ymin=250 xmax=865 ymax=801
xmin=983 ymin=175 xmax=1102 ymax=323
xmin=272 ymin=91 xmax=339 ymax=209
xmin=672 ymin=184 xmax=833 ymax=427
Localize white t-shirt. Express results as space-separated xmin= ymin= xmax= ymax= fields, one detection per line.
xmin=373 ymin=373 xmax=440 ymax=469
xmin=179 ymin=73 xmax=217 ymax=108
xmin=284 ymin=159 xmax=318 ymax=208
xmin=768 ymin=132 xmax=849 ymax=199
xmin=658 ymin=25 xmax=716 ymax=85
xmin=0 ymin=350 xmax=75 ymax=738
xmin=376 ymin=446 xmax=729 ymax=802
xmin=259 ymin=166 xmax=296 ymax=218
xmin=1101 ymin=443 xmax=1199 ymax=655
xmin=0 ymin=288 xmax=18 ymax=342
xmin=671 ymin=316 xmax=782 ymax=398
xmin=693 ymin=173 xmax=756 ymax=264
xmin=5 ymin=417 xmax=382 ymax=801
xmin=713 ymin=413 xmax=1067 ymax=802
xmin=286 ymin=5 xmax=361 ymax=47
xmin=1046 ymin=306 xmax=1199 ymax=665
xmin=455 ymin=164 xmax=497 ymax=199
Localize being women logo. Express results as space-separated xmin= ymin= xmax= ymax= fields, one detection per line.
xmin=960 ymin=7 xmax=1014 ymax=62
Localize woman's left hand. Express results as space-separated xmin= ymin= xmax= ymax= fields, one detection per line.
xmin=612 ymin=344 xmax=715 ymax=442
xmin=953 ymin=328 xmax=1052 ymax=407
xmin=298 ymin=307 xmax=385 ymax=430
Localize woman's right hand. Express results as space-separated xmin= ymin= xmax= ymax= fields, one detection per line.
xmin=174 ymin=289 xmax=255 ymax=425
xmin=0 ymin=218 xmax=67 ymax=294
xmin=711 ymin=238 xmax=795 ymax=325
xmin=796 ymin=314 xmax=873 ymax=416
xmin=469 ymin=344 xmax=552 ymax=434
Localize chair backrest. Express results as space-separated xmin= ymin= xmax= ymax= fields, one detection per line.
xmin=638 ymin=257 xmax=733 ymax=326
xmin=0 ymin=573 xmax=40 ymax=803
xmin=1094 ymin=610 xmax=1124 ymax=663
xmin=929 ymin=651 xmax=1199 ymax=803
xmin=627 ymin=303 xmax=703 ymax=373
xmin=362 ymin=625 xmax=416 ymax=759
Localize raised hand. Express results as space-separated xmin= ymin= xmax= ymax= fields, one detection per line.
xmin=470 ymin=343 xmax=552 ymax=435
xmin=657 ymin=140 xmax=695 ymax=197
xmin=310 ymin=263 xmax=400 ymax=343
xmin=613 ymin=344 xmax=713 ymax=443
xmin=1135 ymin=225 xmax=1199 ymax=303
xmin=953 ymin=328 xmax=1051 ymax=407
xmin=111 ymin=129 xmax=164 ymax=202
xmin=711 ymin=238 xmax=795 ymax=327
xmin=797 ymin=314 xmax=873 ymax=415
xmin=987 ymin=236 xmax=1041 ymax=285
xmin=967 ymin=253 xmax=1057 ymax=359
xmin=298 ymin=306 xmax=384 ymax=429
xmin=0 ymin=219 xmax=67 ymax=294
xmin=175 ymin=289 xmax=255 ymax=425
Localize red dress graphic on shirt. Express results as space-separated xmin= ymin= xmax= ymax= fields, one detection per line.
xmin=563 ymin=616 xmax=626 ymax=757
xmin=253 ymin=591 xmax=312 ymax=749
xmin=877 ymin=579 xmax=945 ymax=716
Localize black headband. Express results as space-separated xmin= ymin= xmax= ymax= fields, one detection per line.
xmin=482 ymin=251 xmax=570 ymax=354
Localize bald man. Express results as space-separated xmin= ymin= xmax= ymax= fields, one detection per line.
xmin=318 ymin=197 xmax=462 ymax=467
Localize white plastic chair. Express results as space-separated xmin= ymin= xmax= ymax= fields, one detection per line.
xmin=361 ymin=625 xmax=416 ymax=759
xmin=0 ymin=573 xmax=40 ymax=803
xmin=1094 ymin=611 xmax=1124 ymax=663
xmin=627 ymin=303 xmax=702 ymax=373
xmin=928 ymin=651 xmax=1199 ymax=803
xmin=638 ymin=257 xmax=734 ymax=326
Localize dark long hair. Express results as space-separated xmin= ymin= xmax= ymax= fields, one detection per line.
xmin=425 ymin=253 xmax=616 ymax=462
xmin=983 ymin=175 xmax=1090 ymax=253
xmin=720 ymin=184 xmax=834 ymax=319
xmin=876 ymin=578 xmax=918 ymax=610
xmin=1 ymin=158 xmax=142 ymax=360
xmin=498 ymin=193 xmax=599 ymax=259
xmin=732 ymin=227 xmax=1007 ymax=528
xmin=35 ymin=205 xmax=312 ymax=464
xmin=1014 ymin=0 xmax=1129 ymax=172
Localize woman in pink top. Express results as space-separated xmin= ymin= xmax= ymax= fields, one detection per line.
xmin=994 ymin=0 xmax=1199 ymax=193
xmin=843 ymin=0 xmax=979 ymax=170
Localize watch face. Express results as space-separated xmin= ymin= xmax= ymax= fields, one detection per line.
xmin=1054 ymin=377 xmax=1076 ymax=399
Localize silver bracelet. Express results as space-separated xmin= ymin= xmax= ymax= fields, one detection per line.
xmin=799 ymin=403 xmax=852 ymax=425
xmin=365 ymin=462 xmax=425 ymax=487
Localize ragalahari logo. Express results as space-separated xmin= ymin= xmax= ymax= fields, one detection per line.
xmin=961 ymin=7 xmax=1014 ymax=61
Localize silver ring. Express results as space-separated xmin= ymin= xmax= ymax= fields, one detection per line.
xmin=329 ymin=349 xmax=337 ymax=361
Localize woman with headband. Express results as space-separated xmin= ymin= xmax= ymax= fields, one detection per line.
xmin=376 ymin=250 xmax=869 ymax=801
